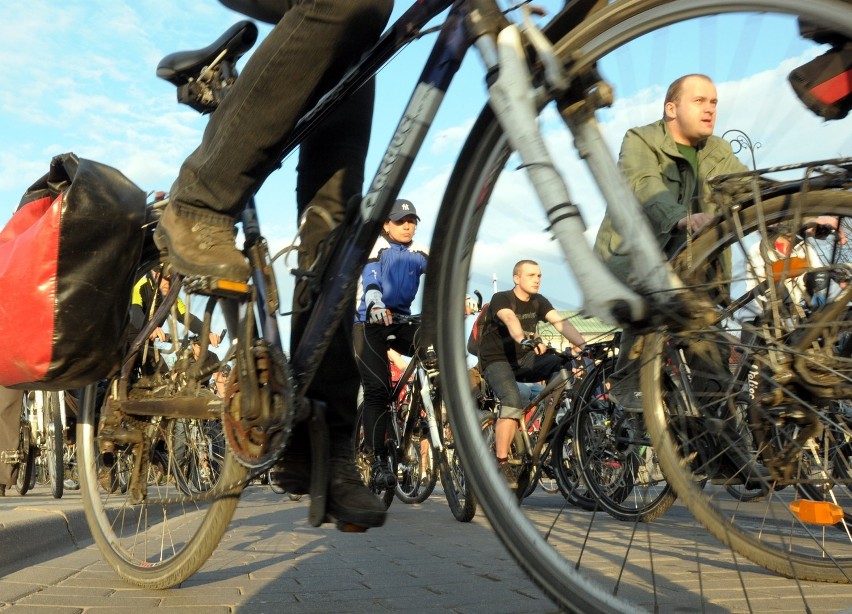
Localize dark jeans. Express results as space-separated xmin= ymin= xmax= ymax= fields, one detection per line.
xmin=0 ymin=387 xmax=22 ymax=487
xmin=171 ymin=0 xmax=394 ymax=453
xmin=353 ymin=321 xmax=420 ymax=451
xmin=483 ymin=352 xmax=563 ymax=420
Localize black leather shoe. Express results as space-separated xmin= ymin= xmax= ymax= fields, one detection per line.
xmin=371 ymin=458 xmax=397 ymax=489
xmin=154 ymin=205 xmax=249 ymax=281
xmin=327 ymin=456 xmax=387 ymax=528
xmin=269 ymin=453 xmax=310 ymax=495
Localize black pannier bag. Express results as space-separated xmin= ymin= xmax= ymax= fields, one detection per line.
xmin=0 ymin=153 xmax=146 ymax=390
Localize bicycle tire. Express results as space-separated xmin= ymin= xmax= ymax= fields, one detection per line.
xmin=45 ymin=392 xmax=64 ymax=499
xmin=394 ymin=384 xmax=438 ymax=504
xmin=574 ymin=358 xmax=676 ymax=523
xmin=550 ymin=416 xmax=598 ymax=510
xmin=79 ymin=383 xmax=247 ymax=588
xmin=395 ymin=434 xmax=438 ymax=504
xmin=438 ymin=411 xmax=483 ymax=522
xmin=642 ymin=187 xmax=852 ymax=582
xmin=427 ymin=1 xmax=852 ymax=608
xmin=15 ymin=395 xmax=35 ymax=496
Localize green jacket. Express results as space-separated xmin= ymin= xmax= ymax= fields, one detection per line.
xmin=593 ymin=119 xmax=748 ymax=282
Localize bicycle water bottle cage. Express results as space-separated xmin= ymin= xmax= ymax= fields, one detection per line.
xmin=156 ymin=20 xmax=259 ymax=114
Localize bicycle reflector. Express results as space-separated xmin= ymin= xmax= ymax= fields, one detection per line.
xmin=789 ymin=499 xmax=845 ymax=526
xmin=768 ymin=256 xmax=810 ymax=280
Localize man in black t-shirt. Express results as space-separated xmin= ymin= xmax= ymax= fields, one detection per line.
xmin=480 ymin=260 xmax=586 ymax=487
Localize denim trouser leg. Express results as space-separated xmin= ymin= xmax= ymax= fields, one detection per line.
xmin=171 ymin=0 xmax=393 ymax=453
xmin=483 ymin=362 xmax=525 ymax=420
xmin=169 ymin=0 xmax=394 ymax=220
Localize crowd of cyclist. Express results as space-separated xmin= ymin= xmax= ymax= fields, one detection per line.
xmin=3 ymin=71 xmax=843 ymax=521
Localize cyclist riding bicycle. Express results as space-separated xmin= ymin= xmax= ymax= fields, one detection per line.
xmin=153 ymin=0 xmax=395 ymax=529
xmin=353 ymin=198 xmax=427 ymax=489
xmin=477 ymin=259 xmax=586 ymax=488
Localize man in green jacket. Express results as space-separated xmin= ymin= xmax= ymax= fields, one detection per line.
xmin=594 ymin=73 xmax=748 ymax=410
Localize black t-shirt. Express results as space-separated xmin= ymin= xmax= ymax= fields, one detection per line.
xmin=478 ymin=289 xmax=554 ymax=370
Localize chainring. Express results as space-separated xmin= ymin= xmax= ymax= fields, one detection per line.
xmin=223 ymin=342 xmax=296 ymax=472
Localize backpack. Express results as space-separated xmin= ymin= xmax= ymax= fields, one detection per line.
xmin=466 ymin=302 xmax=491 ymax=356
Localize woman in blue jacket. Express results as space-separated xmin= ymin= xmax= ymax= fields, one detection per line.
xmin=353 ymin=199 xmax=427 ymax=489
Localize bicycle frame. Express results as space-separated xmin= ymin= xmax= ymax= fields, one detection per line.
xmin=389 ymin=346 xmax=446 ymax=460
xmin=515 ymin=365 xmax=573 ymax=465
xmin=241 ymin=0 xmax=677 ymax=405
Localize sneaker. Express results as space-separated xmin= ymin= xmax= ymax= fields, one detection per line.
xmin=498 ymin=459 xmax=520 ymax=490
xmin=371 ymin=458 xmax=397 ymax=490
xmin=327 ymin=456 xmax=387 ymax=528
xmin=153 ymin=204 xmax=250 ymax=281
xmin=63 ymin=478 xmax=80 ymax=491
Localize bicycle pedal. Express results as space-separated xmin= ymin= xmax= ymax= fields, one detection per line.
xmin=335 ymin=520 xmax=369 ymax=533
xmin=183 ymin=274 xmax=250 ymax=298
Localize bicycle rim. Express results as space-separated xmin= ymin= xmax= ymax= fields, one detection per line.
xmin=429 ymin=1 xmax=852 ymax=609
xmin=642 ymin=188 xmax=852 ymax=582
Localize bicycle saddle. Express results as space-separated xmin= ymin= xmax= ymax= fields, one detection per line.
xmin=156 ymin=20 xmax=258 ymax=86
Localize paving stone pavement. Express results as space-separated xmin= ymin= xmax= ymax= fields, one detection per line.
xmin=1 ymin=484 xmax=851 ymax=613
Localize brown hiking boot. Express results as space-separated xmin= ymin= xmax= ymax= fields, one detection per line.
xmin=154 ymin=204 xmax=249 ymax=281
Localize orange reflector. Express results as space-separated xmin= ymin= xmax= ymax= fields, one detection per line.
xmin=769 ymin=256 xmax=811 ymax=280
xmin=789 ymin=499 xmax=845 ymax=525
xmin=214 ymin=279 xmax=250 ymax=295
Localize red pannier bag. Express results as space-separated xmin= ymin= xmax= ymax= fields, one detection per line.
xmin=789 ymin=22 xmax=852 ymax=121
xmin=0 ymin=153 xmax=146 ymax=390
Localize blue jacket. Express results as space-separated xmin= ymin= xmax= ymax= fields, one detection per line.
xmin=355 ymin=237 xmax=428 ymax=322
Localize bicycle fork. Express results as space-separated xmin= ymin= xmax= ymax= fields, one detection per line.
xmin=415 ymin=364 xmax=444 ymax=459
xmin=472 ymin=9 xmax=681 ymax=327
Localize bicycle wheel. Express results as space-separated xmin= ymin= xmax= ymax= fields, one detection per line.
xmin=574 ymin=358 xmax=676 ymax=523
xmin=428 ymin=1 xmax=852 ymax=608
xmin=395 ymin=433 xmax=437 ymax=504
xmin=15 ymin=395 xmax=35 ymax=496
xmin=550 ymin=416 xmax=598 ymax=510
xmin=78 ymin=375 xmax=248 ymax=588
xmin=45 ymin=392 xmax=65 ymax=499
xmin=438 ymin=410 xmax=482 ymax=522
xmin=642 ymin=185 xmax=852 ymax=582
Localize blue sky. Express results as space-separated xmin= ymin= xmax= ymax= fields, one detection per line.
xmin=1 ymin=1 xmax=849 ymax=329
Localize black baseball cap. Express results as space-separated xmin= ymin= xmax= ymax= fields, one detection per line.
xmin=388 ymin=198 xmax=420 ymax=222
